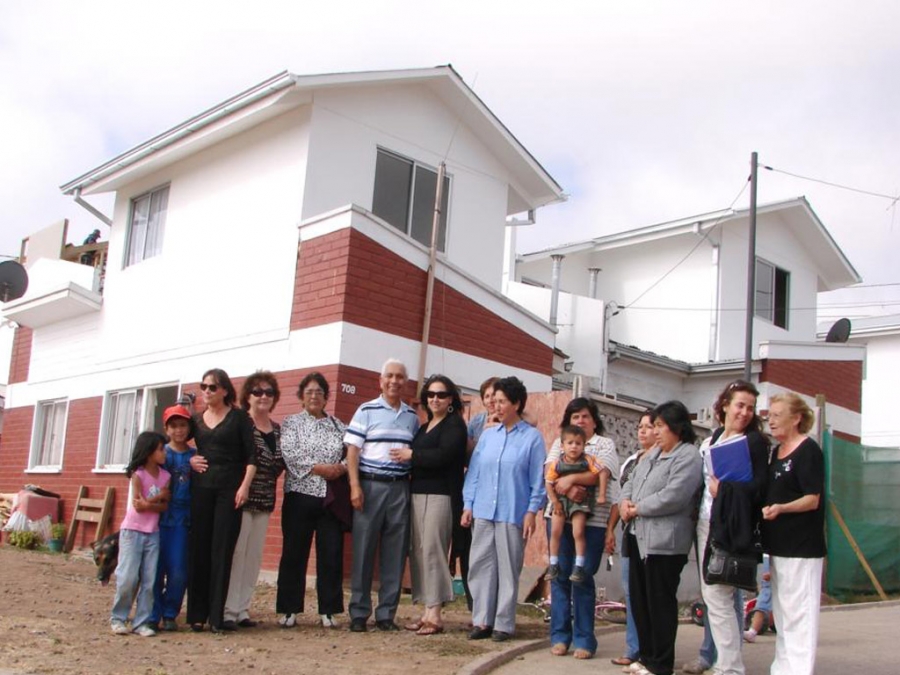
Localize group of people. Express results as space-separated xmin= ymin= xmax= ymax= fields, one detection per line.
xmin=613 ymin=382 xmax=825 ymax=675
xmin=108 ymin=363 xmax=826 ymax=675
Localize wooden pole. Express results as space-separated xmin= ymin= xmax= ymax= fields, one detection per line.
xmin=416 ymin=162 xmax=446 ymax=392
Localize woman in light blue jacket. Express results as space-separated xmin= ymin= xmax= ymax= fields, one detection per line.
xmin=620 ymin=400 xmax=702 ymax=675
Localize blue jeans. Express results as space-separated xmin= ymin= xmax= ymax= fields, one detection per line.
xmin=546 ymin=520 xmax=606 ymax=654
xmin=699 ymin=585 xmax=743 ymax=666
xmin=621 ymin=554 xmax=640 ymax=660
xmin=152 ymin=524 xmax=189 ymax=622
xmin=111 ymin=529 xmax=160 ymax=629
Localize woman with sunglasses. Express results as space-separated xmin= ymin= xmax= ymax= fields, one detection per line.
xmin=223 ymin=371 xmax=284 ymax=629
xmin=187 ymin=368 xmax=257 ymax=633
xmin=390 ymin=374 xmax=467 ymax=636
xmin=276 ymin=372 xmax=348 ymax=629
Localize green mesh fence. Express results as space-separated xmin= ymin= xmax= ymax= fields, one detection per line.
xmin=824 ymin=432 xmax=900 ymax=597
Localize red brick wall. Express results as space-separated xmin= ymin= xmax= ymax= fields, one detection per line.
xmin=760 ymin=359 xmax=862 ymax=412
xmin=9 ymin=326 xmax=32 ymax=384
xmin=291 ymin=227 xmax=552 ymax=377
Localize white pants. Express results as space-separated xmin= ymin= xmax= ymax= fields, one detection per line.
xmin=769 ymin=555 xmax=822 ymax=675
xmin=697 ymin=519 xmax=745 ymax=675
xmin=224 ymin=510 xmax=270 ymax=622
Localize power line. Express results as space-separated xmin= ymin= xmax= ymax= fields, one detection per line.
xmin=761 ymin=164 xmax=900 ymax=205
xmin=622 ymin=176 xmax=750 ymax=310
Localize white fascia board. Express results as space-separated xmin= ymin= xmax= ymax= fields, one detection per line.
xmin=758 ymin=340 xmax=866 ymax=362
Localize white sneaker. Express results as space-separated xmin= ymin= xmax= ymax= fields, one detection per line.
xmin=743 ymin=629 xmax=757 ymax=643
xmin=133 ymin=624 xmax=157 ymax=637
xmin=110 ymin=620 xmax=129 ymax=636
xmin=320 ymin=614 xmax=337 ymax=628
xmin=682 ymin=658 xmax=711 ymax=674
xmin=279 ymin=613 xmax=297 ymax=628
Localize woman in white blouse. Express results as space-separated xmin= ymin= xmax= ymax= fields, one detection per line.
xmin=276 ymin=372 xmax=348 ymax=629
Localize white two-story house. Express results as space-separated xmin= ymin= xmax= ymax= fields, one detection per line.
xmin=0 ymin=67 xmax=564 ymax=562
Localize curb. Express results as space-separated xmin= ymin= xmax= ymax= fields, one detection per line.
xmin=820 ymin=598 xmax=900 ymax=612
xmin=457 ymin=624 xmax=626 ymax=675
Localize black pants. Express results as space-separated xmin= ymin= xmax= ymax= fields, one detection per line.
xmin=627 ymin=534 xmax=687 ymax=675
xmin=276 ymin=491 xmax=345 ymax=616
xmin=187 ymin=485 xmax=242 ymax=628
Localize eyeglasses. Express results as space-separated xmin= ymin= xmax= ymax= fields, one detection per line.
xmin=303 ymin=388 xmax=325 ymax=397
xmin=199 ymin=383 xmax=219 ymax=392
xmin=251 ymin=388 xmax=275 ymax=398
xmin=426 ymin=391 xmax=451 ymax=400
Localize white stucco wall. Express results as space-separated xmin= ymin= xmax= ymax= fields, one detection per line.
xmin=853 ymin=332 xmax=900 ymax=447
xmin=301 ymin=84 xmax=511 ymax=289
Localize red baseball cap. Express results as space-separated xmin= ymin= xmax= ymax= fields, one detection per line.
xmin=162 ymin=405 xmax=192 ymax=426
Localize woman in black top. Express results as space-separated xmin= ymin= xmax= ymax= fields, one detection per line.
xmin=187 ymin=368 xmax=256 ymax=633
xmin=390 ymin=374 xmax=467 ymax=636
xmin=761 ymin=392 xmax=825 ymax=675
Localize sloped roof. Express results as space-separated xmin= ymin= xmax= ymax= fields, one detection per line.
xmin=60 ymin=66 xmax=563 ymax=213
xmin=520 ymin=197 xmax=861 ymax=292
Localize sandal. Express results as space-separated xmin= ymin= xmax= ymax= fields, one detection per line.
xmin=611 ymin=657 xmax=634 ymax=666
xmin=416 ymin=621 xmax=444 ymax=636
xmin=573 ymin=649 xmax=594 ymax=660
xmin=404 ymin=620 xmax=425 ymax=632
xmin=550 ymin=643 xmax=568 ymax=656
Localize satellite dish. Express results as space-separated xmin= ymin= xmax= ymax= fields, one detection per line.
xmin=825 ymin=318 xmax=852 ymax=343
xmin=0 ymin=260 xmax=28 ymax=302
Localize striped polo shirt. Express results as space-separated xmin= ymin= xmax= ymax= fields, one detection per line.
xmin=343 ymin=396 xmax=420 ymax=477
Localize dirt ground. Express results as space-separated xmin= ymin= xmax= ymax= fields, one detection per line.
xmin=0 ymin=546 xmax=547 ymax=675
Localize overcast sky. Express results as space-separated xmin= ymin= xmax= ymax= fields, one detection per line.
xmin=1 ymin=0 xmax=898 ymax=322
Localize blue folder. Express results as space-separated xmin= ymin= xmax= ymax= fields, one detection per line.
xmin=710 ymin=435 xmax=753 ymax=483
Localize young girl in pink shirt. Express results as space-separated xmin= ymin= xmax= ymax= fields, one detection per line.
xmin=110 ymin=432 xmax=171 ymax=636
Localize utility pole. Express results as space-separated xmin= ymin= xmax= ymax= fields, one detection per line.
xmin=743 ymin=152 xmax=758 ymax=382
xmin=416 ymin=162 xmax=446 ymax=391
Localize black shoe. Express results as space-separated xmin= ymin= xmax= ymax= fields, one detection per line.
xmin=220 ymin=620 xmax=239 ymax=631
xmin=491 ymin=631 xmax=513 ymax=642
xmin=469 ymin=625 xmax=493 ymax=640
xmin=375 ymin=620 xmax=399 ymax=632
xmin=569 ymin=565 xmax=586 ymax=584
xmin=349 ymin=618 xmax=367 ymax=633
xmin=190 ymin=623 xmax=204 ymax=633
xmin=545 ymin=563 xmax=560 ymax=581
xmin=238 ymin=619 xmax=257 ymax=628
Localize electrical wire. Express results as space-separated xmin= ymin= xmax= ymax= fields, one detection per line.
xmin=761 ymin=165 xmax=900 ymax=205
xmin=621 ymin=176 xmax=750 ymax=310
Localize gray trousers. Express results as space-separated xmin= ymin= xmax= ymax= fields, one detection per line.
xmin=349 ymin=479 xmax=410 ymax=622
xmin=468 ymin=518 xmax=524 ymax=634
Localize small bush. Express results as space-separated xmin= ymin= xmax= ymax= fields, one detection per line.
xmin=50 ymin=523 xmax=67 ymax=540
xmin=7 ymin=530 xmax=43 ymax=549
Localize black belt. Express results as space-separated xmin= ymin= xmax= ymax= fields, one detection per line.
xmin=359 ymin=472 xmax=408 ymax=483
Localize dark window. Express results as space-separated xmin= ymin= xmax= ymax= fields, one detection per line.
xmin=372 ymin=149 xmax=450 ymax=251
xmin=755 ymin=259 xmax=790 ymax=329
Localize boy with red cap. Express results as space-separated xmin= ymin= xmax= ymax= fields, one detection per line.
xmin=150 ymin=405 xmax=195 ymax=631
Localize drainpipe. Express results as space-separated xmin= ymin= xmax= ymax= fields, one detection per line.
xmin=73 ymin=188 xmax=112 ymax=227
xmin=588 ymin=267 xmax=601 ymax=299
xmin=549 ymin=254 xmax=564 ymax=327
xmin=708 ymin=244 xmax=720 ymax=362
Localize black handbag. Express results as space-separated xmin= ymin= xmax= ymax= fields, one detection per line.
xmin=702 ymin=539 xmax=758 ymax=592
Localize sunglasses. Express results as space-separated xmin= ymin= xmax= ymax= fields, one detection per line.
xmin=426 ymin=390 xmax=451 ymax=400
xmin=251 ymin=388 xmax=276 ymax=398
xmin=199 ymin=383 xmax=219 ymax=392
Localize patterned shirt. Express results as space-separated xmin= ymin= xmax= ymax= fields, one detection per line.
xmin=343 ymin=396 xmax=420 ymax=478
xmin=281 ymin=411 xmax=347 ymax=498
xmin=245 ymin=422 xmax=284 ymax=512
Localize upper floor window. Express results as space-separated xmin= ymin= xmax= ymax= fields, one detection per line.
xmin=29 ymin=399 xmax=68 ymax=470
xmin=96 ymin=384 xmax=179 ymax=470
xmin=372 ymin=148 xmax=450 ymax=251
xmin=755 ymin=258 xmax=790 ymax=329
xmin=125 ymin=185 xmax=169 ymax=267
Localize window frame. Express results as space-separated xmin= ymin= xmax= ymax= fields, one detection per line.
xmin=124 ymin=184 xmax=170 ymax=268
xmin=27 ymin=399 xmax=69 ymax=472
xmin=372 ymin=147 xmax=452 ymax=252
xmin=754 ymin=257 xmax=790 ymax=329
xmin=95 ymin=383 xmax=180 ymax=472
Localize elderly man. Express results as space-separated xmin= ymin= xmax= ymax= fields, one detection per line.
xmin=344 ymin=358 xmax=420 ymax=632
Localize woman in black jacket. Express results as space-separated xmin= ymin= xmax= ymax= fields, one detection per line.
xmin=390 ymin=374 xmax=467 ymax=636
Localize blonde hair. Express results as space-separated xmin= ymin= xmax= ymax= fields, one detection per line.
xmin=769 ymin=392 xmax=815 ymax=434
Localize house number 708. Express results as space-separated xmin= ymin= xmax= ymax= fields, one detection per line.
xmin=341 ymin=383 xmax=356 ymax=395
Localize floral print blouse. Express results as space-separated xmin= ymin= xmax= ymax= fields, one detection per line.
xmin=280 ymin=410 xmax=347 ymax=498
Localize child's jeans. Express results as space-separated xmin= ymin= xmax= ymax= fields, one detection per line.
xmin=152 ymin=524 xmax=190 ymax=623
xmin=111 ymin=529 xmax=160 ymax=629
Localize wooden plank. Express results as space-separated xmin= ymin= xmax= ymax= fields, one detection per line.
xmin=79 ymin=499 xmax=107 ymax=508
xmin=830 ymin=501 xmax=888 ymax=601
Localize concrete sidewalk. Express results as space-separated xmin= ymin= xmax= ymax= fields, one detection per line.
xmin=468 ymin=601 xmax=900 ymax=675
